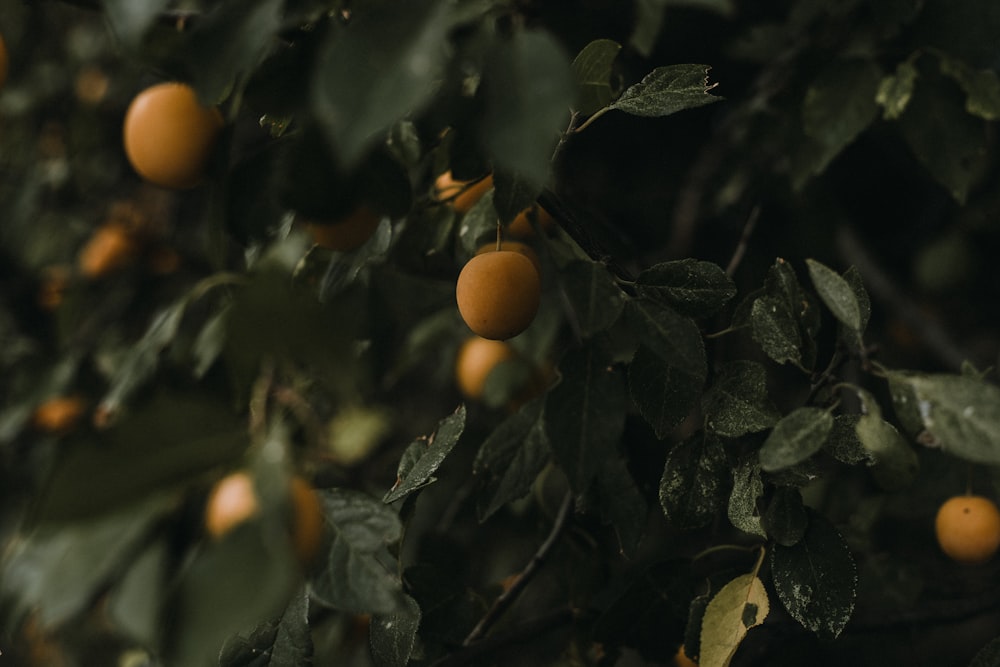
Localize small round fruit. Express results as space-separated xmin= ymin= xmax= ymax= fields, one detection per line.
xmin=455 ymin=336 xmax=517 ymax=400
xmin=78 ymin=223 xmax=137 ymax=279
xmin=935 ymin=494 xmax=1000 ymax=564
xmin=456 ymin=250 xmax=540 ymax=340
xmin=123 ymin=82 xmax=224 ymax=189
xmin=434 ymin=171 xmax=493 ymax=214
xmin=475 ymin=240 xmax=540 ymax=274
xmin=508 ymin=204 xmax=554 ymax=238
xmin=32 ymin=396 xmax=87 ymax=434
xmin=205 ymin=471 xmax=260 ymax=539
xmin=305 ymin=206 xmax=381 ymax=251
xmin=289 ymin=476 xmax=325 ymax=566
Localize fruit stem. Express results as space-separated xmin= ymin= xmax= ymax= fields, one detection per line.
xmin=495 ymin=218 xmax=503 ymax=252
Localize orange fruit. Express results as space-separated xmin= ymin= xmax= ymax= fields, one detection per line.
xmin=434 ymin=171 xmax=493 ymax=214
xmin=204 ymin=471 xmax=260 ymax=539
xmin=934 ymin=495 xmax=1000 ymax=564
xmin=32 ymin=396 xmax=87 ymax=434
xmin=456 ymin=250 xmax=540 ymax=340
xmin=475 ymin=240 xmax=540 ymax=274
xmin=289 ymin=476 xmax=325 ymax=566
xmin=305 ymin=206 xmax=381 ymax=251
xmin=508 ymin=204 xmax=554 ymax=238
xmin=37 ymin=265 xmax=71 ymax=311
xmin=454 ymin=336 xmax=517 ymax=400
xmin=123 ymin=82 xmax=224 ymax=189
xmin=674 ymin=644 xmax=697 ymax=667
xmin=77 ymin=223 xmax=138 ymax=279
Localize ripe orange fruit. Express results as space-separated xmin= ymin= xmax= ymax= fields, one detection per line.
xmin=475 ymin=240 xmax=540 ymax=274
xmin=935 ymin=494 xmax=1000 ymax=564
xmin=77 ymin=223 xmax=138 ymax=279
xmin=31 ymin=396 xmax=87 ymax=434
xmin=454 ymin=336 xmax=517 ymax=400
xmin=205 ymin=471 xmax=260 ymax=539
xmin=434 ymin=171 xmax=493 ymax=214
xmin=289 ymin=476 xmax=325 ymax=566
xmin=508 ymin=204 xmax=554 ymax=238
xmin=305 ymin=206 xmax=381 ymax=251
xmin=674 ymin=644 xmax=697 ymax=667
xmin=123 ymin=82 xmax=224 ymax=189
xmin=456 ymin=250 xmax=541 ymax=340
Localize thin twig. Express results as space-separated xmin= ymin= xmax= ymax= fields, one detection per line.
xmin=725 ymin=206 xmax=761 ymax=278
xmin=461 ymin=491 xmax=575 ymax=646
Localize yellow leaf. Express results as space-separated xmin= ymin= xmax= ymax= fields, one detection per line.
xmin=699 ymin=573 xmax=769 ymax=667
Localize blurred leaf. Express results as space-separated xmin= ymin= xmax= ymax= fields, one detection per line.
xmin=771 ymin=509 xmax=856 ymax=640
xmin=702 ymin=361 xmax=780 ymax=438
xmin=312 ymin=0 xmax=452 ymax=165
xmin=457 ymin=190 xmax=498 ymax=257
xmin=970 ymin=637 xmax=1000 ymax=667
xmin=762 ymin=487 xmax=807 ymax=547
xmin=728 ymin=455 xmax=765 ymax=538
xmin=384 ymin=405 xmax=466 ymax=503
xmin=109 ymin=538 xmax=169 ymax=647
xmin=936 ymin=52 xmax=1000 ymax=120
xmin=629 ymin=0 xmax=667 ymax=57
xmin=759 ymin=407 xmax=833 ymax=473
xmin=806 ymin=259 xmax=862 ymax=333
xmin=629 ymin=344 xmax=703 ymax=439
xmin=571 ymin=39 xmax=622 ymax=116
xmin=101 ymin=0 xmax=171 ymax=47
xmin=483 ymin=30 xmax=576 ymax=187
xmin=699 ymin=573 xmax=769 ymax=667
xmin=474 ymin=398 xmax=550 ymax=521
xmin=636 ymin=258 xmax=737 ymax=318
xmin=885 ymin=372 xmax=1000 ymax=464
xmin=0 ymin=354 xmax=80 ymax=444
xmin=625 ymin=297 xmax=707 ymax=380
xmin=312 ymin=489 xmax=407 ymax=614
xmin=493 ymin=171 xmax=541 ymax=225
xmin=825 ymin=414 xmax=872 ymax=465
xmin=563 ymin=259 xmax=627 ymax=337
xmin=371 ymin=594 xmax=422 ymax=667
xmin=192 ymin=305 xmax=230 ymax=379
xmin=876 ymin=59 xmax=918 ymax=119
xmin=853 ymin=387 xmax=918 ymax=489
xmin=610 ymin=64 xmax=721 ymax=117
xmin=596 ymin=454 xmax=648 ymax=557
xmin=545 ymin=343 xmax=626 ymax=493
xmin=219 ymin=589 xmax=313 ymax=667
xmin=659 ymin=433 xmax=728 ymax=530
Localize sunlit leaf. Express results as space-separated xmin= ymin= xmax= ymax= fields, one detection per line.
xmin=876 ymin=59 xmax=918 ymax=119
xmin=610 ymin=64 xmax=722 ymax=117
xmin=699 ymin=573 xmax=769 ymax=667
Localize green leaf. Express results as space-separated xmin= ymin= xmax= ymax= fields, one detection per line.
xmin=806 ymin=259 xmax=862 ymax=332
xmin=219 ymin=589 xmax=313 ymax=667
xmin=483 ymin=30 xmax=576 ymax=188
xmin=659 ymin=433 xmax=728 ymax=530
xmin=100 ymin=0 xmax=171 ymax=46
xmin=728 ymin=455 xmax=766 ymax=538
xmin=562 ymin=260 xmax=627 ymax=337
xmin=371 ymin=594 xmax=422 ymax=667
xmin=970 ymin=637 xmax=1000 ymax=667
xmin=545 ymin=343 xmax=626 ymax=493
xmin=610 ymin=64 xmax=721 ymax=118
xmin=852 ymin=387 xmax=919 ymax=489
xmin=771 ymin=510 xmax=857 ymax=640
xmin=492 ymin=171 xmax=541 ymax=225
xmin=636 ymin=258 xmax=737 ymax=318
xmin=759 ymin=407 xmax=833 ymax=472
xmin=109 ymin=538 xmax=169 ymax=647
xmin=842 ymin=266 xmax=871 ymax=336
xmin=825 ymin=414 xmax=871 ymax=465
xmin=312 ymin=489 xmax=407 ymax=614
xmin=384 ymin=405 xmax=466 ymax=503
xmin=312 ymin=0 xmax=452 ymax=165
xmin=746 ymin=258 xmax=819 ymax=369
xmin=702 ymin=361 xmax=780 ymax=438
xmin=473 ymin=398 xmax=551 ymax=521
xmin=571 ymin=39 xmax=622 ymax=116
xmin=628 ymin=344 xmax=703 ymax=439
xmin=625 ymin=297 xmax=707 ymax=381
xmin=885 ymin=372 xmax=1000 ymax=464
xmin=937 ymin=52 xmax=1000 ymax=121
xmin=762 ymin=487 xmax=807 ymax=547
xmin=699 ymin=574 xmax=769 ymax=667
xmin=876 ymin=59 xmax=919 ymax=120
xmin=750 ymin=295 xmax=803 ymax=367
xmin=596 ymin=455 xmax=648 ymax=557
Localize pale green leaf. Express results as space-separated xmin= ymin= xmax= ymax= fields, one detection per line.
xmin=876 ymin=59 xmax=918 ymax=120
xmin=571 ymin=39 xmax=622 ymax=116
xmin=759 ymin=407 xmax=833 ymax=472
xmin=610 ymin=64 xmax=722 ymax=118
xmin=806 ymin=259 xmax=862 ymax=332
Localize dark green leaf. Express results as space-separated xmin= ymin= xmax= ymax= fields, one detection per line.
xmin=571 ymin=39 xmax=622 ymax=116
xmin=219 ymin=589 xmax=313 ymax=667
xmin=596 ymin=455 xmax=648 ymax=557
xmin=628 ymin=344 xmax=702 ymax=439
xmin=771 ymin=509 xmax=857 ymax=640
xmin=825 ymin=414 xmax=872 ymax=465
xmin=763 ymin=487 xmax=807 ymax=547
xmin=312 ymin=489 xmax=407 ymax=614
xmin=563 ymin=260 xmax=627 ymax=338
xmin=806 ymin=259 xmax=862 ymax=332
xmin=759 ymin=407 xmax=833 ymax=472
xmin=109 ymin=538 xmax=169 ymax=646
xmin=750 ymin=295 xmax=803 ymax=367
xmin=886 ymin=372 xmax=1000 ymax=464
xmin=610 ymin=64 xmax=722 ymax=117
xmin=842 ymin=266 xmax=871 ymax=336
xmin=936 ymin=52 xmax=1000 ymax=120
xmin=969 ymin=636 xmax=1000 ymax=667
xmin=384 ymin=405 xmax=466 ymax=503
xmin=545 ymin=343 xmax=626 ymax=493
xmin=492 ymin=171 xmax=541 ymax=225
xmin=473 ymin=398 xmax=550 ymax=521
xmin=635 ymin=258 xmax=737 ymax=318
xmin=371 ymin=594 xmax=422 ymax=667
xmin=312 ymin=0 xmax=452 ymax=164
xmin=483 ymin=30 xmax=576 ymax=187
xmin=702 ymin=361 xmax=780 ymax=438
xmin=192 ymin=305 xmax=229 ymax=379
xmin=659 ymin=433 xmax=729 ymax=530
xmin=100 ymin=0 xmax=170 ymax=46
xmin=625 ymin=297 xmax=707 ymax=380
xmin=728 ymin=454 xmax=766 ymax=538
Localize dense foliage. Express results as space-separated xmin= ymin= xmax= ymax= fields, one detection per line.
xmin=1 ymin=1 xmax=1000 ymax=665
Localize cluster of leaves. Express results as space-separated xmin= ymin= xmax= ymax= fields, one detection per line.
xmin=1 ymin=1 xmax=1000 ymax=667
